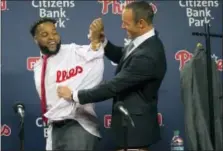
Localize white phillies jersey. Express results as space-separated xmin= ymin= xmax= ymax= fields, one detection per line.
xmin=33 ymin=43 xmax=104 ymax=150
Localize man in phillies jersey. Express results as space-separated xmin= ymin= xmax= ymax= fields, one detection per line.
xmin=30 ymin=17 xmax=104 ymax=150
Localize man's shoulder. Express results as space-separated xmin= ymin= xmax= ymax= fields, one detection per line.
xmin=60 ymin=43 xmax=74 ymax=50
xmin=60 ymin=43 xmax=89 ymax=51
xmin=142 ymin=36 xmax=164 ymax=50
xmin=135 ymin=36 xmax=164 ymax=58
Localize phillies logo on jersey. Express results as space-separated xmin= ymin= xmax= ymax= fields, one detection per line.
xmin=56 ymin=66 xmax=83 ymax=83
xmin=104 ymin=113 xmax=163 ymax=128
xmin=27 ymin=57 xmax=40 ymax=71
xmin=1 ymin=0 xmax=7 ymax=11
xmin=175 ymin=50 xmax=222 ymax=71
xmin=1 ymin=124 xmax=11 ymax=136
xmin=98 ymin=0 xmax=157 ymax=15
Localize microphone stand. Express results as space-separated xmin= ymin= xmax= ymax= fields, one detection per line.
xmin=19 ymin=117 xmax=24 ymax=151
xmin=123 ymin=116 xmax=128 ymax=151
xmin=122 ymin=114 xmax=135 ymax=151
xmin=13 ymin=102 xmax=25 ymax=151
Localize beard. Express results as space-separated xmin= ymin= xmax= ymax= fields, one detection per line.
xmin=39 ymin=41 xmax=61 ymax=55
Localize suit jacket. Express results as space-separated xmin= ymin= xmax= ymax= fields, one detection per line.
xmin=180 ymin=46 xmax=223 ymax=151
xmin=78 ymin=32 xmax=167 ymax=144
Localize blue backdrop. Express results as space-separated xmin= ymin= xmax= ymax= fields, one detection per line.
xmin=1 ymin=0 xmax=222 ymax=151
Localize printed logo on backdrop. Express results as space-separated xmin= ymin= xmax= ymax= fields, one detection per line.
xmin=36 ymin=117 xmax=48 ymax=138
xmin=99 ymin=0 xmax=157 ymax=15
xmin=27 ymin=57 xmax=40 ymax=71
xmin=104 ymin=113 xmax=164 ymax=128
xmin=1 ymin=0 xmax=7 ymax=11
xmin=175 ymin=50 xmax=223 ymax=71
xmin=1 ymin=124 xmax=11 ymax=136
xmin=31 ymin=0 xmax=75 ymax=28
xmin=179 ymin=0 xmax=219 ymax=27
xmin=99 ymin=0 xmax=134 ymax=15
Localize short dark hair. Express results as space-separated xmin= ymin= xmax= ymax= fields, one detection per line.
xmin=30 ymin=17 xmax=57 ymax=37
xmin=125 ymin=1 xmax=154 ymax=25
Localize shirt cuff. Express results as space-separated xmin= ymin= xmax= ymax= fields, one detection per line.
xmin=72 ymin=91 xmax=79 ymax=103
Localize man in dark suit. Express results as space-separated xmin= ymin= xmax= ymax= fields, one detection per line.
xmin=57 ymin=1 xmax=167 ymax=151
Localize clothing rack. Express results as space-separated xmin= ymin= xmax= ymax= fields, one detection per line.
xmin=192 ymin=23 xmax=222 ymax=150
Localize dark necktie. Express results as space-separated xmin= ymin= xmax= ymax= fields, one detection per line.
xmin=41 ymin=55 xmax=49 ymax=124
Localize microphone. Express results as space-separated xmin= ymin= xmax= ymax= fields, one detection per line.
xmin=13 ymin=102 xmax=25 ymax=119
xmin=114 ymin=102 xmax=135 ymax=127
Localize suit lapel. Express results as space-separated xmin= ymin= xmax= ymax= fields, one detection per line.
xmin=115 ymin=43 xmax=142 ymax=74
xmin=115 ymin=36 xmax=154 ymax=74
xmin=115 ymin=48 xmax=127 ymax=74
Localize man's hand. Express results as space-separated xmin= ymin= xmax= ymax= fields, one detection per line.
xmin=57 ymin=86 xmax=73 ymax=101
xmin=89 ymin=18 xmax=104 ymax=43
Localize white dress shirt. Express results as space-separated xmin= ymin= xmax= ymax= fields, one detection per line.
xmin=72 ymin=28 xmax=155 ymax=103
xmin=33 ymin=43 xmax=104 ymax=150
xmin=125 ymin=28 xmax=155 ymax=59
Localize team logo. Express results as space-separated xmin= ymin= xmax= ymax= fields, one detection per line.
xmin=99 ymin=0 xmax=157 ymax=15
xmin=157 ymin=113 xmax=164 ymax=126
xmin=150 ymin=2 xmax=157 ymax=14
xmin=175 ymin=50 xmax=222 ymax=71
xmin=104 ymin=114 xmax=112 ymax=128
xmin=98 ymin=0 xmax=134 ymax=15
xmin=175 ymin=50 xmax=193 ymax=70
xmin=104 ymin=113 xmax=164 ymax=128
xmin=1 ymin=124 xmax=11 ymax=136
xmin=1 ymin=0 xmax=7 ymax=11
xmin=27 ymin=57 xmax=40 ymax=71
xmin=56 ymin=66 xmax=83 ymax=83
